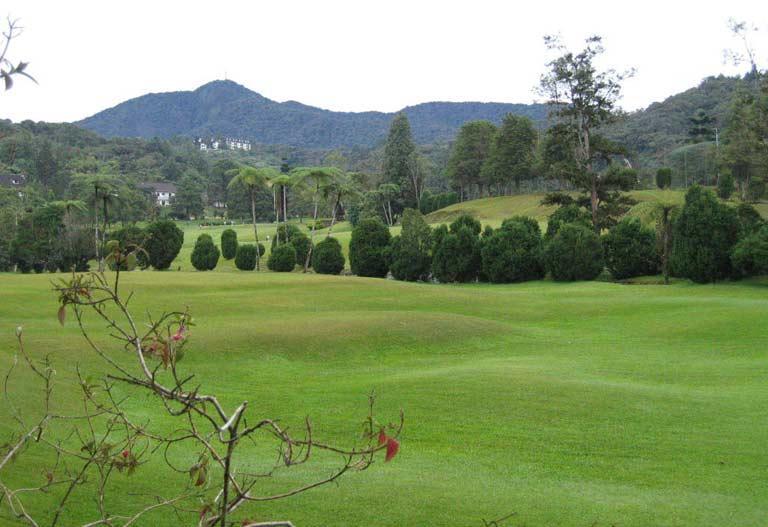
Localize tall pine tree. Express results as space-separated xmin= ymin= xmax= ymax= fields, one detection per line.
xmin=382 ymin=113 xmax=421 ymax=207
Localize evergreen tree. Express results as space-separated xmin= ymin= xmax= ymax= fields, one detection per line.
xmin=688 ymin=108 xmax=715 ymax=143
xmin=382 ymin=113 xmax=421 ymax=207
xmin=446 ymin=121 xmax=496 ymax=199
xmin=481 ymin=114 xmax=537 ymax=192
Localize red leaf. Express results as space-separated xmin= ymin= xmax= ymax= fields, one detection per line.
xmin=121 ymin=450 xmax=130 ymax=458
xmin=57 ymin=305 xmax=66 ymax=326
xmin=377 ymin=429 xmax=387 ymax=446
xmin=385 ymin=437 xmax=399 ymax=462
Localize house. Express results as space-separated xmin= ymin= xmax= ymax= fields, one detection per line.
xmin=195 ymin=137 xmax=251 ymax=152
xmin=0 ymin=173 xmax=27 ymax=197
xmin=138 ymin=182 xmax=177 ymax=206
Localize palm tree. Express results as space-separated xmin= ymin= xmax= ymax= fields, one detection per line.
xmin=268 ymin=173 xmax=293 ymax=244
xmin=227 ymin=166 xmax=279 ymax=271
xmin=49 ymin=200 xmax=88 ymax=271
xmin=644 ymin=191 xmax=682 ymax=284
xmin=322 ymin=172 xmax=360 ymax=237
xmin=71 ymin=174 xmax=121 ymax=271
xmin=290 ymin=167 xmax=343 ymax=272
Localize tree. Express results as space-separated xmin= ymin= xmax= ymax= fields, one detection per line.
xmin=656 ymin=167 xmax=672 ymax=189
xmin=191 ymin=234 xmax=220 ymax=271
xmin=539 ymin=35 xmax=633 ymax=231
xmin=717 ymin=172 xmax=735 ymax=199
xmin=144 ymin=220 xmax=184 ymax=270
xmin=221 ymin=229 xmax=238 ymax=260
xmin=173 ymin=169 xmax=206 ymax=219
xmin=387 ymin=209 xmax=432 ymax=281
xmin=268 ymin=173 xmax=293 ymax=243
xmin=731 ymin=224 xmax=768 ymax=277
xmin=688 ymin=108 xmax=715 ymax=143
xmin=69 ymin=174 xmax=122 ymax=271
xmin=349 ymin=218 xmax=391 ymax=277
xmin=446 ymin=121 xmax=496 ymax=199
xmin=602 ymin=217 xmax=659 ymax=280
xmin=643 ymin=193 xmax=681 ymax=285
xmin=382 ymin=113 xmax=420 ymax=206
xmin=482 ymin=115 xmax=537 ymax=193
xmin=544 ymin=202 xmax=593 ymax=239
xmin=290 ymin=166 xmax=343 ymax=272
xmin=0 ymin=17 xmax=36 ymax=91
xmin=481 ymin=217 xmax=545 ymax=283
xmin=227 ymin=165 xmax=279 ymax=271
xmin=312 ymin=237 xmax=345 ymax=275
xmin=431 ymin=215 xmax=482 ymax=283
xmin=670 ymin=186 xmax=740 ymax=283
xmin=544 ymin=223 xmax=605 ymax=281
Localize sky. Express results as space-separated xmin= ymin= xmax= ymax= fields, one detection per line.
xmin=0 ymin=0 xmax=765 ymax=123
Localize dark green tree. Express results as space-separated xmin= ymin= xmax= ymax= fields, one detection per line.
xmin=688 ymin=108 xmax=716 ymax=143
xmin=481 ymin=217 xmax=544 ymax=283
xmin=349 ymin=218 xmax=391 ymax=277
xmin=602 ymin=218 xmax=659 ymax=280
xmin=544 ymin=223 xmax=605 ymax=281
xmin=387 ymin=209 xmax=432 ymax=281
xmin=144 ymin=220 xmax=184 ymax=270
xmin=731 ymin=224 xmax=768 ymax=277
xmin=431 ymin=215 xmax=482 ymax=283
xmin=234 ymin=244 xmax=258 ymax=271
xmin=267 ymin=243 xmax=297 ymax=272
xmin=221 ymin=229 xmax=238 ymax=260
xmin=382 ymin=113 xmax=421 ymax=207
xmin=481 ymin=114 xmax=537 ymax=192
xmin=446 ymin=121 xmax=496 ymax=199
xmin=173 ymin=169 xmax=206 ymax=219
xmin=312 ymin=237 xmax=345 ymax=275
xmin=656 ymin=167 xmax=673 ymax=189
xmin=190 ymin=233 xmax=220 ymax=271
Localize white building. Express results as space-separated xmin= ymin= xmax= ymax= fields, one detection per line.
xmin=195 ymin=137 xmax=251 ymax=152
xmin=139 ymin=182 xmax=177 ymax=207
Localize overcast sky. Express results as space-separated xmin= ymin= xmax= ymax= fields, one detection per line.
xmin=0 ymin=0 xmax=765 ymax=123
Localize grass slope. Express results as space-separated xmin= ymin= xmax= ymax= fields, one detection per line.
xmin=1 ymin=272 xmax=767 ymax=526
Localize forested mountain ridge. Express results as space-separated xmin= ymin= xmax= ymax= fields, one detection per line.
xmin=77 ymin=80 xmax=549 ymax=148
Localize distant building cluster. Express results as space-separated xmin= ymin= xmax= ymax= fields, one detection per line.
xmin=195 ymin=137 xmax=252 ymax=152
xmin=0 ymin=173 xmax=27 ymax=197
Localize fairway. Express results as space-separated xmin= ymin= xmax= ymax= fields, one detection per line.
xmin=1 ymin=272 xmax=767 ymax=526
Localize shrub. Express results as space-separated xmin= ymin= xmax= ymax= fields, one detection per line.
xmin=312 ymin=237 xmax=345 ymax=274
xmin=273 ymin=225 xmax=311 ymax=268
xmin=107 ymin=226 xmax=147 ymax=270
xmin=234 ymin=244 xmax=258 ymax=271
xmin=190 ymin=234 xmax=220 ymax=271
xmin=481 ymin=216 xmax=544 ymax=283
xmin=349 ymin=218 xmax=391 ymax=277
xmin=144 ymin=220 xmax=184 ymax=270
xmin=221 ymin=229 xmax=238 ymax=260
xmin=602 ymin=217 xmax=659 ymax=280
xmin=735 ymin=203 xmax=765 ymax=237
xmin=656 ymin=167 xmax=673 ymax=189
xmin=545 ymin=204 xmax=592 ymax=239
xmin=545 ymin=223 xmax=604 ymax=281
xmin=670 ymin=186 xmax=740 ymax=283
xmin=717 ymin=173 xmax=735 ymax=200
xmin=267 ymin=243 xmax=296 ymax=272
xmin=432 ymin=216 xmax=482 ymax=283
xmin=388 ymin=209 xmax=432 ymax=281
xmin=746 ymin=178 xmax=766 ymax=202
xmin=731 ymin=225 xmax=768 ymax=277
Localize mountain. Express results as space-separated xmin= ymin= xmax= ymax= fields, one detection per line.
xmin=77 ymin=80 xmax=548 ymax=148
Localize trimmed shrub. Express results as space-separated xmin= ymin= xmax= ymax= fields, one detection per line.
xmin=272 ymin=225 xmax=311 ymax=268
xmin=602 ymin=218 xmax=659 ymax=280
xmin=545 ymin=204 xmax=592 ymax=239
xmin=717 ymin=173 xmax=735 ymax=200
xmin=449 ymin=214 xmax=482 ymax=236
xmin=190 ymin=234 xmax=220 ymax=271
xmin=234 ymin=244 xmax=258 ymax=271
xmin=388 ymin=209 xmax=432 ymax=281
xmin=144 ymin=220 xmax=184 ymax=270
xmin=481 ymin=216 xmax=544 ymax=283
xmin=267 ymin=243 xmax=296 ymax=272
xmin=545 ymin=223 xmax=604 ymax=281
xmin=670 ymin=186 xmax=740 ymax=283
xmin=349 ymin=218 xmax=391 ymax=277
xmin=656 ymin=167 xmax=672 ymax=189
xmin=432 ymin=217 xmax=482 ymax=283
xmin=221 ymin=229 xmax=238 ymax=260
xmin=731 ymin=225 xmax=768 ymax=277
xmin=312 ymin=237 xmax=345 ymax=275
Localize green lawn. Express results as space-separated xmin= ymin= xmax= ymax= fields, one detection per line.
xmin=1 ymin=272 xmax=767 ymax=526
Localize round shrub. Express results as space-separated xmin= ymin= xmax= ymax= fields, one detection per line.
xmin=312 ymin=237 xmax=345 ymax=275
xmin=221 ymin=229 xmax=238 ymax=260
xmin=349 ymin=218 xmax=391 ymax=277
xmin=449 ymin=214 xmax=482 ymax=236
xmin=481 ymin=217 xmax=544 ymax=283
xmin=656 ymin=167 xmax=672 ymax=189
xmin=670 ymin=186 xmax=740 ymax=283
xmin=545 ymin=223 xmax=604 ymax=281
xmin=272 ymin=225 xmax=311 ymax=268
xmin=717 ymin=173 xmax=735 ymax=200
xmin=144 ymin=220 xmax=184 ymax=270
xmin=431 ymin=226 xmax=481 ymax=283
xmin=731 ymin=225 xmax=768 ymax=278
xmin=387 ymin=209 xmax=432 ymax=281
xmin=267 ymin=243 xmax=296 ymax=272
xmin=190 ymin=234 xmax=220 ymax=271
xmin=545 ymin=204 xmax=592 ymax=239
xmin=234 ymin=244 xmax=258 ymax=271
xmin=602 ymin=218 xmax=659 ymax=280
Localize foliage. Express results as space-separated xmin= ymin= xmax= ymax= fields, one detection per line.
xmin=272 ymin=224 xmax=312 ymax=267
xmin=419 ymin=191 xmax=458 ymax=214
xmin=234 ymin=243 xmax=258 ymax=271
xmin=190 ymin=234 xmax=220 ymax=271
xmin=717 ymin=172 xmax=736 ymax=199
xmin=220 ymin=229 xmax=238 ymax=260
xmin=349 ymin=218 xmax=391 ymax=277
xmin=267 ymin=243 xmax=297 ymax=272
xmin=735 ymin=203 xmax=765 ymax=237
xmin=731 ymin=225 xmax=768 ymax=277
xmin=387 ymin=209 xmax=432 ymax=281
xmin=172 ymin=169 xmax=206 ymax=219
xmin=144 ymin=220 xmax=184 ymax=270
xmin=446 ymin=121 xmax=496 ymax=196
xmin=108 ymin=225 xmax=148 ymax=270
xmin=431 ymin=215 xmax=482 ymax=283
xmin=481 ymin=114 xmax=537 ymax=191
xmin=544 ymin=223 xmax=605 ymax=281
xmin=312 ymin=237 xmax=345 ymax=275
xmin=545 ymin=203 xmax=593 ymax=239
xmin=670 ymin=186 xmax=740 ymax=283
xmin=602 ymin=218 xmax=659 ymax=279
xmin=481 ymin=216 xmax=545 ymax=283
xmin=656 ymin=167 xmax=673 ymax=189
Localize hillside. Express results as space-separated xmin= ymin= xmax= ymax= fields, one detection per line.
xmin=77 ymin=80 xmax=549 ymax=148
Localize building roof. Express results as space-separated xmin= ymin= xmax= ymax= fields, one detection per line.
xmin=0 ymin=173 xmax=27 ymax=187
xmin=138 ymin=182 xmax=177 ymax=193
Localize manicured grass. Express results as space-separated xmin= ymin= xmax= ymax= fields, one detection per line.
xmin=1 ymin=272 xmax=767 ymax=526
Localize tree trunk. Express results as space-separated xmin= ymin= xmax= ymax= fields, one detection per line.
xmin=273 ymin=188 xmax=279 ymax=244
xmin=251 ymin=188 xmax=260 ymax=271
xmin=662 ymin=209 xmax=671 ymax=285
xmin=304 ymin=192 xmax=319 ymax=272
xmin=327 ymin=196 xmax=339 ymax=238
xmin=590 ymin=179 xmax=599 ymax=233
